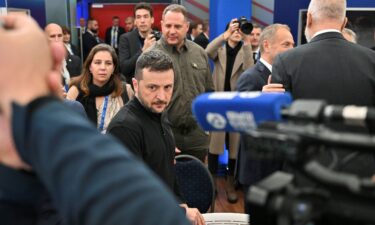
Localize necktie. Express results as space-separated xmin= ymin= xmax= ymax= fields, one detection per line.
xmin=253 ymin=52 xmax=258 ymax=63
xmin=112 ymin=27 xmax=118 ymax=48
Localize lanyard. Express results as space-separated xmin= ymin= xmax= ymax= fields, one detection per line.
xmin=99 ymin=95 xmax=109 ymax=132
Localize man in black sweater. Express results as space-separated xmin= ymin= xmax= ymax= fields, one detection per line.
xmin=108 ymin=50 xmax=205 ymax=225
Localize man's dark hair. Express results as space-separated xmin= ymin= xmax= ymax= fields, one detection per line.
xmin=135 ymin=50 xmax=174 ymax=80
xmin=134 ymin=2 xmax=153 ymax=17
xmin=189 ymin=20 xmax=202 ymax=33
xmin=113 ymin=16 xmax=120 ymax=20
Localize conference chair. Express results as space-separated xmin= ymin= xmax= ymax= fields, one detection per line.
xmin=175 ymin=154 xmax=215 ymax=213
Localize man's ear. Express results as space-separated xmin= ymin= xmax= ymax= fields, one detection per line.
xmin=340 ymin=17 xmax=348 ymax=31
xmin=306 ymin=12 xmax=313 ymax=28
xmin=132 ymin=78 xmax=139 ymax=97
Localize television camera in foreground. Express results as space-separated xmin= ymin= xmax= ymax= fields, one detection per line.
xmin=192 ymin=92 xmax=375 ymax=225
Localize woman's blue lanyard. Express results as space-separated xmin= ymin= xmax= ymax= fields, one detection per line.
xmin=99 ymin=95 xmax=109 ymax=132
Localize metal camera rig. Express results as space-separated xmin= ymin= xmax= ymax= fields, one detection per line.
xmin=245 ymin=99 xmax=375 ymax=225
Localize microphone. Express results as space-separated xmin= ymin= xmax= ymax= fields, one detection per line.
xmin=192 ymin=92 xmax=292 ymax=133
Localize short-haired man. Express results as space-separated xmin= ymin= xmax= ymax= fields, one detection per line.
xmin=119 ymin=2 xmax=156 ymax=84
xmin=105 ymin=16 xmax=125 ymax=53
xmin=45 ymin=23 xmax=81 ymax=86
xmin=187 ymin=20 xmax=203 ymax=41
xmin=194 ymin=19 xmax=210 ymax=49
xmin=125 ymin=16 xmax=135 ymax=32
xmin=0 ymin=15 xmax=192 ymax=225
xmin=245 ymin=23 xmax=262 ymax=63
xmin=236 ymin=23 xmax=294 ymax=224
xmin=107 ymin=50 xmax=205 ymax=225
xmin=150 ymin=4 xmax=214 ymax=162
xmin=271 ymin=0 xmax=375 ymax=223
xmin=82 ymin=18 xmax=101 ymax=61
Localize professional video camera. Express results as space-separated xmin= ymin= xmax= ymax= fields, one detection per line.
xmin=192 ymin=92 xmax=375 ymax=225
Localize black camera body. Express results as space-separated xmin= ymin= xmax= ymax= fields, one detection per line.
xmin=245 ymin=100 xmax=375 ymax=225
xmin=152 ymin=30 xmax=161 ymax=41
xmin=236 ymin=16 xmax=253 ymax=35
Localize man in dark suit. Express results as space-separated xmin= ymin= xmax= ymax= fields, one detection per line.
xmin=271 ymin=0 xmax=375 ymax=223
xmin=105 ymin=16 xmax=125 ymax=54
xmin=186 ymin=20 xmax=202 ymax=41
xmin=272 ymin=0 xmax=375 ymax=107
xmin=194 ymin=20 xmax=209 ymax=49
xmin=82 ymin=18 xmax=100 ymax=61
xmin=119 ymin=2 xmax=156 ymax=84
xmin=236 ymin=24 xmax=294 ymax=224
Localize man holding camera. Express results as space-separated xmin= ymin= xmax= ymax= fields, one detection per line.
xmin=150 ymin=4 xmax=214 ymax=162
xmin=118 ymin=2 xmax=157 ymax=85
xmin=205 ymin=18 xmax=254 ymax=203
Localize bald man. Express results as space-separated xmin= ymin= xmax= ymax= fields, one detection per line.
xmin=45 ymin=23 xmax=81 ymax=85
xmin=270 ymin=1 xmax=375 ymax=223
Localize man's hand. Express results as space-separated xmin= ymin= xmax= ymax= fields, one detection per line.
xmin=174 ymin=148 xmax=181 ymax=165
xmin=223 ymin=18 xmax=239 ymax=41
xmin=0 ymin=15 xmax=65 ymax=170
xmin=0 ymin=15 xmax=64 ymax=118
xmin=262 ymin=75 xmax=285 ymax=92
xmin=142 ymin=32 xmax=156 ymax=52
xmin=180 ymin=204 xmax=205 ymax=225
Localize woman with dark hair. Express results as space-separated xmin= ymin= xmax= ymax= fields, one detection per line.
xmin=205 ymin=18 xmax=253 ymax=203
xmin=67 ymin=44 xmax=133 ymax=133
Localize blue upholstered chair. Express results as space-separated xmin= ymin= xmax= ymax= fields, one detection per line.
xmin=175 ymin=154 xmax=215 ymax=213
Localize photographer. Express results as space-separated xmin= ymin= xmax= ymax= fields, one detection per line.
xmin=205 ymin=18 xmax=254 ymax=203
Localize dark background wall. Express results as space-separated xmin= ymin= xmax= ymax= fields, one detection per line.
xmin=5 ymin=0 xmax=46 ymax=27
xmin=274 ymin=0 xmax=375 ymax=45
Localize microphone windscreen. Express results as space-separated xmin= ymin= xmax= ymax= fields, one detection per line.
xmin=192 ymin=92 xmax=292 ymax=133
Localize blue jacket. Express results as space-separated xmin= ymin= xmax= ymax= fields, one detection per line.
xmin=7 ymin=97 xmax=189 ymax=225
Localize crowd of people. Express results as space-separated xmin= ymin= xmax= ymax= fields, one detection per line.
xmin=1 ymin=0 xmax=375 ymax=224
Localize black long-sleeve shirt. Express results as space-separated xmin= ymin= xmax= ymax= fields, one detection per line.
xmin=108 ymin=97 xmax=185 ymax=202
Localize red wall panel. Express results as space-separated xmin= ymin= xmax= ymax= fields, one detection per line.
xmin=90 ymin=3 xmax=168 ymax=40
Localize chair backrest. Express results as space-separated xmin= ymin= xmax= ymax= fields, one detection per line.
xmin=175 ymin=154 xmax=215 ymax=213
xmin=203 ymin=213 xmax=249 ymax=225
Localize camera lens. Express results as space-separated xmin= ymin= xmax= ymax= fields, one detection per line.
xmin=237 ymin=16 xmax=253 ymax=35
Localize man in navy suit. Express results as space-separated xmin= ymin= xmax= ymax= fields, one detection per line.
xmin=0 ymin=15 xmax=190 ymax=225
xmin=105 ymin=16 xmax=125 ymax=54
xmin=236 ymin=23 xmax=294 ymax=225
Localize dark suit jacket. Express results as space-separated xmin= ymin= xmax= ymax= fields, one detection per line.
xmin=273 ymin=32 xmax=375 ymax=105
xmin=82 ymin=31 xmax=99 ymax=61
xmin=66 ymin=53 xmax=82 ymax=78
xmin=272 ymin=32 xmax=375 ymax=178
xmin=118 ymin=29 xmax=142 ymax=83
xmin=236 ymin=60 xmax=270 ymax=92
xmin=9 ymin=97 xmax=190 ymax=225
xmin=194 ymin=32 xmax=209 ymax=49
xmin=105 ymin=26 xmax=125 ymax=48
xmin=235 ymin=61 xmax=282 ymax=188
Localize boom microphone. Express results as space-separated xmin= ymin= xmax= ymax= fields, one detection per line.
xmin=192 ymin=92 xmax=292 ymax=133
